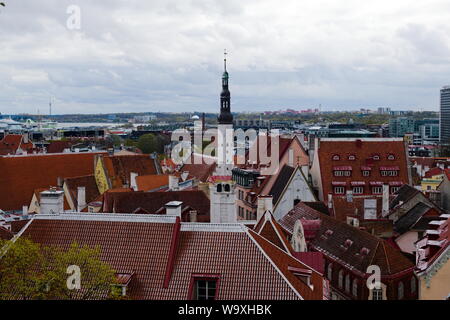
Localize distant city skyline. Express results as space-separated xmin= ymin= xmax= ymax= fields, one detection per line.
xmin=1 ymin=1 xmax=450 ymax=114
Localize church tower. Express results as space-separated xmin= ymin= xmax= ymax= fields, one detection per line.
xmin=210 ymin=50 xmax=237 ymax=223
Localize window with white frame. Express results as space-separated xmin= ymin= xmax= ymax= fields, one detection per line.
xmin=373 ymin=155 xmax=380 ymax=160
xmin=193 ymin=279 xmax=218 ymax=300
xmin=334 ymin=187 xmax=345 ymax=194
xmin=387 ymin=154 xmax=395 ymax=160
xmin=372 ymin=186 xmax=382 ymax=194
xmin=353 ymin=187 xmax=364 ymax=194
xmin=372 ymin=288 xmax=383 ymax=300
xmin=362 ymin=170 xmax=370 ymax=177
xmin=332 ymin=155 xmax=340 ymax=161
xmin=344 ymin=171 xmax=352 ymax=177
xmin=334 ymin=171 xmax=343 ymax=177
xmin=380 ymin=171 xmax=388 ymax=176
xmin=391 ymin=186 xmax=400 ymax=193
xmin=388 ymin=170 xmax=398 ymax=176
xmin=348 ymin=155 xmax=356 ymax=160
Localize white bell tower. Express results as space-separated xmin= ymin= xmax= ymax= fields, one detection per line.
xmin=210 ymin=50 xmax=237 ymax=223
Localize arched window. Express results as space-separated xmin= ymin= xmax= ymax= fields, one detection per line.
xmin=410 ymin=277 xmax=416 ymax=294
xmin=345 ymin=274 xmax=351 ymax=293
xmin=398 ymin=281 xmax=404 ymax=299
xmin=348 ymin=155 xmax=356 ymax=161
xmin=388 ymin=154 xmax=395 ymax=160
xmin=352 ymin=279 xmax=358 ymax=297
xmin=338 ymin=270 xmax=344 ymax=289
xmin=327 ymin=263 xmax=333 ymax=280
xmin=224 ymin=184 xmax=230 ymax=192
xmin=332 ymin=155 xmax=340 ymax=161
xmin=373 ymin=154 xmax=380 ymax=161
xmin=217 ymin=184 xmax=222 ymax=193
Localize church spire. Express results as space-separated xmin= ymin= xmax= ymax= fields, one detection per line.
xmin=218 ymin=49 xmax=233 ymax=125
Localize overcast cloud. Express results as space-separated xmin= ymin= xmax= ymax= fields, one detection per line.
xmin=1 ymin=0 xmax=450 ymax=114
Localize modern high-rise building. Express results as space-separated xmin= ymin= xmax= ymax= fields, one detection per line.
xmin=440 ymin=86 xmax=450 ymax=144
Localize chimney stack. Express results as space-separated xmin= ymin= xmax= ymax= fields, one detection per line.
xmin=189 ymin=210 xmax=198 ymax=222
xmin=257 ymin=195 xmax=273 ymax=222
xmin=328 ymin=193 xmax=333 ymax=209
xmin=22 ymin=205 xmax=28 ymax=216
xmin=77 ymin=186 xmax=86 ymax=212
xmin=382 ymin=184 xmax=390 ymax=217
xmin=130 ymin=172 xmax=138 ymax=191
xmin=165 ymin=201 xmax=182 ymax=218
xmin=40 ymin=189 xmax=64 ymax=214
xmin=57 ymin=177 xmax=63 ymax=188
xmin=169 ymin=175 xmax=179 ymax=191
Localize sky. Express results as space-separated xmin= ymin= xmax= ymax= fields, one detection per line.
xmin=1 ymin=0 xmax=450 ymax=115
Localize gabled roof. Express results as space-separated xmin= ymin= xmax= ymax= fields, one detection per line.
xmin=0 ymin=152 xmax=106 ymax=211
xmin=253 ymin=211 xmax=293 ymax=254
xmin=102 ymin=190 xmax=210 ymax=222
xmin=19 ymin=214 xmax=324 ymax=300
xmin=269 ymin=165 xmax=295 ymax=205
xmin=279 ymin=202 xmax=415 ymax=275
xmin=64 ymin=175 xmax=100 ymax=208
xmin=0 ymin=134 xmax=34 ymax=155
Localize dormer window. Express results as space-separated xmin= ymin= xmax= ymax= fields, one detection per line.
xmin=332 ymin=155 xmax=340 ymax=161
xmin=387 ymin=154 xmax=395 ymax=160
xmin=348 ymin=155 xmax=356 ymax=161
xmin=189 ymin=275 xmax=220 ymax=300
xmin=344 ymin=239 xmax=353 ymax=248
xmin=372 ymin=154 xmax=380 ymax=161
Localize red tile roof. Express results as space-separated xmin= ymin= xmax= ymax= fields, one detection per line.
xmin=46 ymin=140 xmax=73 ymax=154
xmin=19 ymin=214 xmax=324 ymax=300
xmin=0 ymin=152 xmax=106 ymax=211
xmin=424 ymin=167 xmax=444 ymax=178
xmin=136 ymin=175 xmax=169 ymax=191
xmin=180 ymin=162 xmax=216 ymax=182
xmin=0 ymin=134 xmax=34 ymax=155
xmin=0 ymin=226 xmax=13 ymax=240
xmin=253 ymin=211 xmax=293 ymax=254
xmin=102 ymin=155 xmax=159 ymax=188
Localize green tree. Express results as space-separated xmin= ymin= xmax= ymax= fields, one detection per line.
xmin=137 ymin=133 xmax=158 ymax=154
xmin=0 ymin=239 xmax=120 ymax=300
